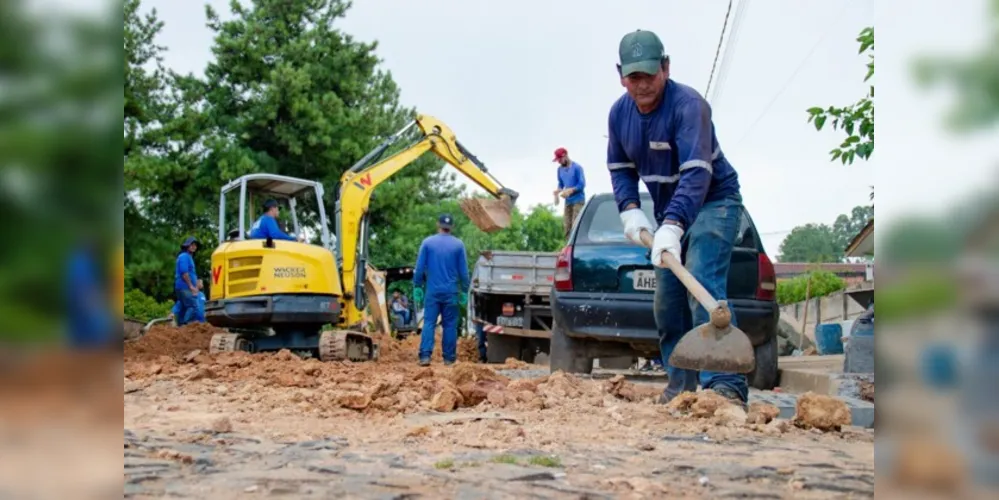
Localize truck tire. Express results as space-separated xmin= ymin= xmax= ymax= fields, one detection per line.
xmin=748 ymin=335 xmax=779 ymax=390
xmin=549 ymin=322 xmax=593 ymax=375
xmin=486 ymin=333 xmax=522 ymax=364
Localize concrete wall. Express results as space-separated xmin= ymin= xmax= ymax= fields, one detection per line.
xmin=780 ymin=289 xmax=870 ymax=341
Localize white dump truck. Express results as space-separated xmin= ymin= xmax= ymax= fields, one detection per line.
xmin=468 ymin=250 xmax=557 ymax=363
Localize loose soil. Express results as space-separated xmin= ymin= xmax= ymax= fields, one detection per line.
xmin=116 ymin=325 xmax=875 ymax=498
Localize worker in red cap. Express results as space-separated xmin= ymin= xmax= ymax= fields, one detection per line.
xmin=552 ymin=147 xmax=586 ymax=241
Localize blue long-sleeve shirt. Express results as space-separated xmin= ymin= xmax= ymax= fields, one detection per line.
xmin=413 ymin=233 xmax=469 ymax=299
xmin=174 ymin=252 xmax=197 ymax=291
xmin=557 ymin=162 xmax=587 ymax=205
xmin=606 ymin=79 xmax=740 ymax=229
xmin=249 ymin=214 xmax=296 ymax=241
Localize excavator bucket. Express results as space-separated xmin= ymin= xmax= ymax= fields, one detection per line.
xmin=460 ymin=196 xmax=513 ymax=233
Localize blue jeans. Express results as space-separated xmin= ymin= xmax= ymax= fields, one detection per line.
xmin=175 ymin=289 xmax=204 ymax=326
xmin=419 ymin=294 xmax=459 ymax=362
xmin=395 ymin=309 xmax=411 ymax=325
xmin=656 ymin=195 xmax=749 ymax=404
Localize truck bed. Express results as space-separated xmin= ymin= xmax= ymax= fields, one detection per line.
xmin=471 ymin=251 xmax=558 ymax=296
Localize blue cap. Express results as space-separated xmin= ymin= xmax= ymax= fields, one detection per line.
xmin=438 ymin=214 xmax=454 ymax=229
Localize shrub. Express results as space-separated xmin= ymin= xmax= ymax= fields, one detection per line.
xmin=124 ymin=289 xmax=174 ymax=322
xmin=777 ymin=270 xmax=846 ymax=305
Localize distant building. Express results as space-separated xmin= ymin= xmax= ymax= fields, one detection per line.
xmin=845 ymin=219 xmax=874 ymax=258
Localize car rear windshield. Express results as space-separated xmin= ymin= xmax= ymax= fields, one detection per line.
xmin=577 ymin=197 xmax=760 ymax=250
xmin=578 ymin=198 xmax=656 ymax=245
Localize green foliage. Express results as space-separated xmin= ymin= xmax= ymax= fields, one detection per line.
xmin=776 ymin=271 xmax=846 ymax=305
xmin=875 ymin=271 xmax=957 ymax=324
xmin=122 ymin=0 xmax=562 ymax=306
xmin=778 ymin=224 xmax=841 ymax=263
xmin=778 ymin=205 xmax=872 ymax=263
xmin=124 ymin=289 xmax=174 ymax=323
xmin=1 ymin=1 xmax=119 ymax=339
xmin=807 ymin=27 xmax=874 ymax=165
xmin=913 ymin=2 xmax=999 ymax=131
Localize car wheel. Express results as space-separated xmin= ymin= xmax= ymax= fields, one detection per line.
xmin=549 ymin=322 xmax=593 ymax=375
xmin=748 ymin=335 xmax=779 ymax=390
xmin=486 ymin=333 xmax=522 ymax=364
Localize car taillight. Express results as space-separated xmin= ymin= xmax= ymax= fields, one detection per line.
xmin=554 ymin=246 xmax=573 ymax=292
xmin=757 ymin=253 xmax=776 ymax=301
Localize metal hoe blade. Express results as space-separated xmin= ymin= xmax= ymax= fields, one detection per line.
xmin=668 ymin=301 xmax=756 ymax=374
xmin=639 ymin=230 xmax=756 ymax=374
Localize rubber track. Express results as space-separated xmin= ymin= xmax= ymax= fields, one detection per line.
xmin=319 ymin=331 xmax=373 ymax=362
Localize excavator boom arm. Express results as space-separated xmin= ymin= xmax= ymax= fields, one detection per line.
xmin=335 ymin=114 xmax=518 ymax=328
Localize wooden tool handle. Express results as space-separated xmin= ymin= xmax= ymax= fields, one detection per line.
xmin=639 ymin=230 xmax=720 ymax=313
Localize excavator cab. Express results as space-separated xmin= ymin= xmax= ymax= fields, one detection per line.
xmin=206 ymin=174 xmax=375 ymax=361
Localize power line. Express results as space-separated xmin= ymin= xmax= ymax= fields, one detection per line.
xmin=709 ymin=0 xmax=750 ymax=106
xmin=704 ymin=0 xmax=734 ymax=99
xmin=732 ymin=3 xmax=852 ymax=150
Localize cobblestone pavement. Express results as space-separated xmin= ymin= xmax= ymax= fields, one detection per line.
xmin=124 ymin=411 xmax=874 ymax=499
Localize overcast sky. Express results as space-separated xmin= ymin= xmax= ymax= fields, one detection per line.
xmin=131 ymin=0 xmax=995 ymax=257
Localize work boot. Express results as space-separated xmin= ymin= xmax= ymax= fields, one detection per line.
xmin=709 ymin=387 xmax=748 ymax=412
xmin=443 ymin=360 xmax=455 ymax=366
xmin=418 ymin=358 xmax=430 ymax=367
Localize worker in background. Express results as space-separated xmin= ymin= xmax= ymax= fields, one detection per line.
xmin=607 ymin=30 xmax=748 ymax=408
xmin=174 ymin=236 xmax=202 ymax=326
xmin=66 ymin=242 xmax=113 ymax=349
xmin=552 ymin=147 xmax=586 ymax=241
xmin=412 ymin=214 xmax=470 ymax=367
xmin=249 ymin=199 xmax=302 ymax=242
xmin=391 ymin=290 xmax=411 ymax=326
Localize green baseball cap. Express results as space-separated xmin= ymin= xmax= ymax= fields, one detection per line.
xmin=618 ymin=30 xmax=666 ymax=76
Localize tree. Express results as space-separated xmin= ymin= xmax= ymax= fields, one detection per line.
xmin=832 ymin=205 xmax=874 ymax=254
xmin=914 ymin=0 xmax=999 ymax=130
xmin=777 ymin=224 xmax=841 ymax=263
xmin=807 ymin=27 xmax=874 ymax=165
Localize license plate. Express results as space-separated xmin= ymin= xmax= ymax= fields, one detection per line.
xmin=496 ymin=316 xmax=523 ymax=328
xmin=633 ymin=270 xmax=657 ymax=291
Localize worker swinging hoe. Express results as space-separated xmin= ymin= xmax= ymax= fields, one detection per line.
xmin=204 ymin=115 xmax=519 ymax=362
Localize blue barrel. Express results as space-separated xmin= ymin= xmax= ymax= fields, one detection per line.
xmin=815 ymin=323 xmax=844 ymax=355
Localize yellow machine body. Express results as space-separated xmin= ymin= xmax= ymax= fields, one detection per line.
xmin=209 ymin=240 xmax=343 ymax=301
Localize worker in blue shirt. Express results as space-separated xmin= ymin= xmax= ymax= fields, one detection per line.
xmin=552 ymin=147 xmax=586 ymax=241
xmin=412 ymin=214 xmax=470 ymax=366
xmin=171 ymin=279 xmax=206 ymax=324
xmin=174 ymin=236 xmax=202 ymax=326
xmin=607 ymin=30 xmax=748 ymax=408
xmin=249 ymin=199 xmax=300 ymax=242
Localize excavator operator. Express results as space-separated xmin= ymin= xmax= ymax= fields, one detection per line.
xmin=412 ymin=214 xmax=469 ymax=367
xmin=249 ymin=199 xmax=300 ymax=242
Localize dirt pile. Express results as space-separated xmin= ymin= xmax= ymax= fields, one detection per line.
xmin=604 ymin=375 xmax=662 ymax=403
xmin=375 ymin=329 xmax=480 ymax=364
xmin=124 ymin=323 xmax=224 ymax=361
xmin=793 ymin=392 xmax=852 ymax=432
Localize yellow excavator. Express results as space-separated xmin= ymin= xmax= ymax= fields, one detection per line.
xmin=205 ymin=115 xmax=518 ymax=361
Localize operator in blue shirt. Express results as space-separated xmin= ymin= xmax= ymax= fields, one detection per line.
xmin=552 ymin=147 xmax=587 ymax=241
xmin=412 ymin=214 xmax=470 ymax=367
xmin=249 ymin=199 xmax=300 ymax=242
xmin=607 ymin=30 xmax=748 ymax=408
xmin=174 ymin=236 xmax=202 ymax=326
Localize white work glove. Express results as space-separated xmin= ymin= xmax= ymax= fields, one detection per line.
xmin=651 ymin=224 xmax=684 ymax=268
xmin=619 ymin=208 xmax=654 ymax=246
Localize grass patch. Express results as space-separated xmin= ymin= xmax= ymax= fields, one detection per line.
xmin=490 ymin=454 xmax=519 ymax=465
xmin=434 ymin=459 xmax=455 ymax=470
xmin=528 ymin=455 xmax=562 ymax=468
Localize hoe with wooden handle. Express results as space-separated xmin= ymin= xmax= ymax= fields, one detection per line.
xmin=639 ymin=230 xmax=756 ymax=374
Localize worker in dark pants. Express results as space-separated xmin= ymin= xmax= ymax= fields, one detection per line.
xmin=174 ymin=236 xmax=202 ymax=326
xmin=607 ymin=30 xmax=748 ymax=409
xmin=413 ymin=214 xmax=470 ymax=366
